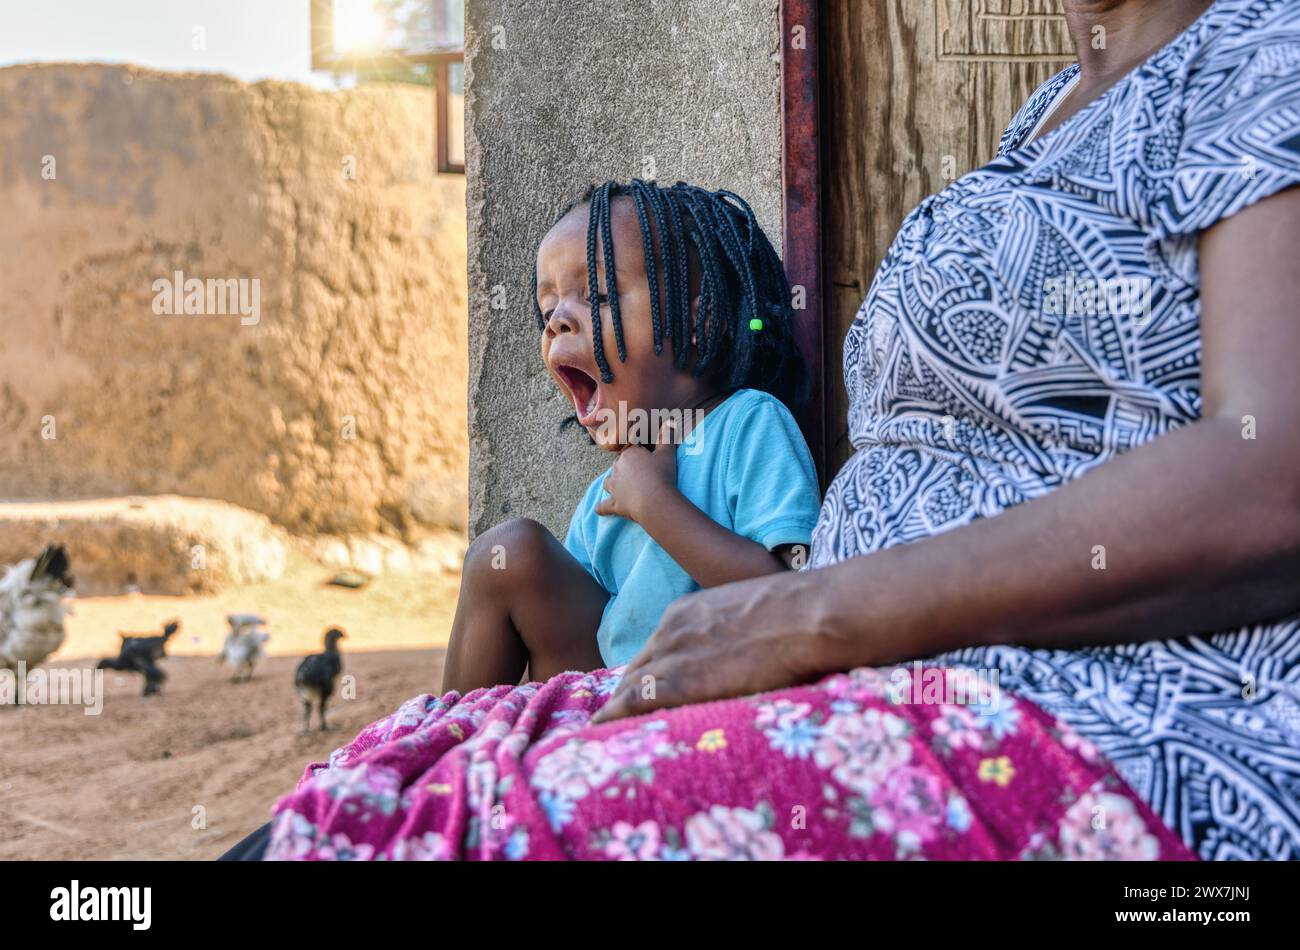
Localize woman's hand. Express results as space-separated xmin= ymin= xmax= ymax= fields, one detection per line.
xmin=591 ymin=567 xmax=841 ymax=723
xmin=595 ymin=422 xmax=678 ymax=523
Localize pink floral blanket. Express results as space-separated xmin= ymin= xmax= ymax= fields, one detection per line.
xmin=265 ymin=666 xmax=1194 ymax=860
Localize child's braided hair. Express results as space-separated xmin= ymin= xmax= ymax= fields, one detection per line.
xmin=531 ymin=179 xmax=809 ymax=413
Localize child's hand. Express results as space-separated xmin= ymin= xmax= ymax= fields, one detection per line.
xmin=595 ymin=421 xmax=678 ymax=523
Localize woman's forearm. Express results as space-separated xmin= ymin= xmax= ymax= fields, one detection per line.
xmin=803 ymin=414 xmax=1300 ymax=671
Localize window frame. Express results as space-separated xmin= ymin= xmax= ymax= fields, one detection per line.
xmin=433 ymin=53 xmax=465 ymax=175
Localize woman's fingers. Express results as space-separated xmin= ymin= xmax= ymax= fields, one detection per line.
xmin=592 ymin=597 xmax=714 ymax=723
xmin=592 ymin=662 xmax=680 ymax=723
xmin=591 ymin=652 xmax=654 ymax=723
xmin=589 ymin=685 xmax=639 ymax=723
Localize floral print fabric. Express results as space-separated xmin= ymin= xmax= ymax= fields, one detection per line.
xmin=265 ymin=667 xmax=1193 ymax=861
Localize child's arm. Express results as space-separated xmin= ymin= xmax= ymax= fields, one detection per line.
xmin=594 ymin=432 xmax=799 ymax=588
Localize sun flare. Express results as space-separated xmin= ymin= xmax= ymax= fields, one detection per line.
xmin=332 ymin=0 xmax=387 ymax=54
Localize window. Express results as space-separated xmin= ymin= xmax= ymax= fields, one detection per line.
xmin=310 ymin=0 xmax=464 ymax=174
xmin=438 ymin=59 xmax=465 ymax=172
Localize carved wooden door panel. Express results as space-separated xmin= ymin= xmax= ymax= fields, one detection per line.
xmin=821 ymin=0 xmax=1076 ymax=472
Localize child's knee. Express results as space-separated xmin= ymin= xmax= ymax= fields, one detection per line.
xmin=465 ymin=518 xmax=555 ymax=588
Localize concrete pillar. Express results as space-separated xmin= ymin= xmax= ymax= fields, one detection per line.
xmin=464 ymin=0 xmax=783 ymax=538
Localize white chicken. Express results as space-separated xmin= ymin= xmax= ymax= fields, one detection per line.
xmin=0 ymin=545 xmax=74 ymax=673
xmin=220 ymin=613 xmax=270 ymax=682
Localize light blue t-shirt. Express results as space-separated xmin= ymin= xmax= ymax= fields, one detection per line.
xmin=563 ymin=388 xmax=821 ymax=667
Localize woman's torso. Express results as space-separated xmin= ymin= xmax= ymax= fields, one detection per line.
xmin=808 ymin=0 xmax=1300 ymax=859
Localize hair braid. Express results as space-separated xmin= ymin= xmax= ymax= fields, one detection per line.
xmin=629 ymin=180 xmax=664 ymax=355
xmin=585 ymin=183 xmax=612 ymax=383
xmin=597 ymin=181 xmax=628 ymax=366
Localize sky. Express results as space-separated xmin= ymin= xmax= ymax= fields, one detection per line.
xmin=0 ymin=0 xmax=328 ymax=86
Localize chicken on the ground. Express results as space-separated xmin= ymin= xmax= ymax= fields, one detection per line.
xmin=97 ymin=620 xmax=179 ymax=697
xmin=0 ymin=545 xmax=74 ymax=675
xmin=220 ymin=613 xmax=270 ymax=683
xmin=294 ymin=627 xmax=346 ymax=733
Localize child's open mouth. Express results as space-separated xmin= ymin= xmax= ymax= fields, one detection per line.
xmin=554 ymin=363 xmax=603 ymax=425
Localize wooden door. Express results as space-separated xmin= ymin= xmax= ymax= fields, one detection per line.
xmin=820 ymin=0 xmax=1076 ymax=473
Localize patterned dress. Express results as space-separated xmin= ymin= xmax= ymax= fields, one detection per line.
xmin=807 ymin=0 xmax=1300 ymax=860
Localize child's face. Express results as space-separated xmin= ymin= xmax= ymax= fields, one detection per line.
xmin=536 ymin=197 xmax=711 ymax=451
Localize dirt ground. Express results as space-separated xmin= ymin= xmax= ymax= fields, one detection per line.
xmin=0 ymin=556 xmax=463 ymax=860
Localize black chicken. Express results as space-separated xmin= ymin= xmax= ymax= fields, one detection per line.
xmin=97 ymin=620 xmax=179 ymax=697
xmin=295 ymin=627 xmax=346 ymax=732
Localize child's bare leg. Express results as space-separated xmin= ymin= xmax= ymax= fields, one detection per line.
xmin=441 ymin=518 xmax=608 ymax=693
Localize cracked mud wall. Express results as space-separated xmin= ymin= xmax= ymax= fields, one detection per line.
xmin=465 ymin=0 xmax=783 ymax=540
xmin=0 ymin=64 xmax=468 ymax=540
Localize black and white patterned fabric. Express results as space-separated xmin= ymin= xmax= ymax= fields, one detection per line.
xmin=807 ymin=0 xmax=1300 ymax=860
